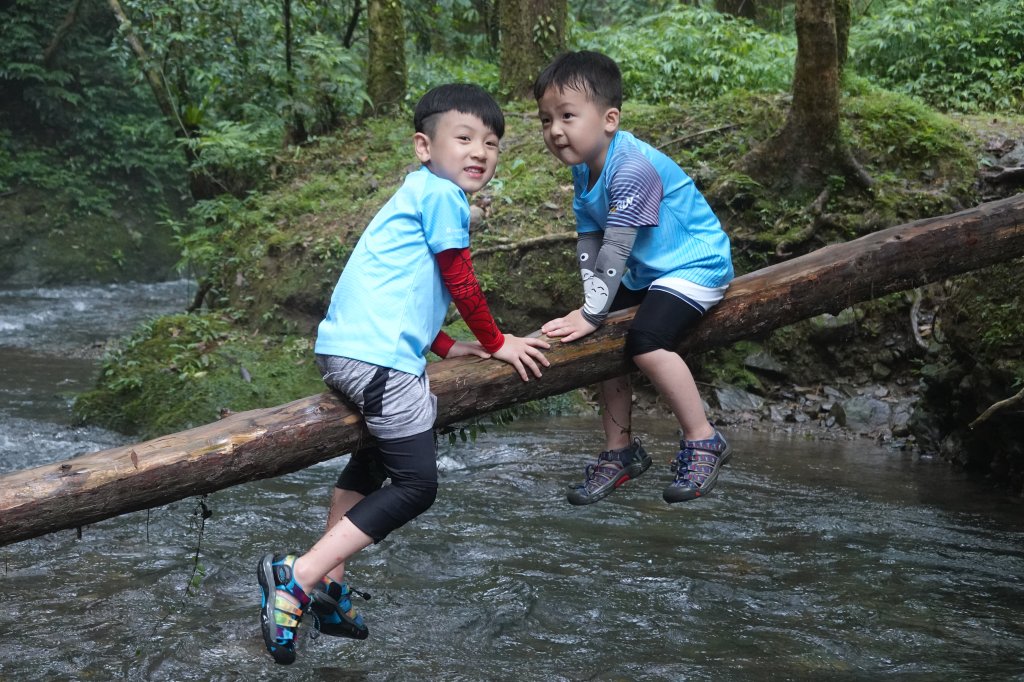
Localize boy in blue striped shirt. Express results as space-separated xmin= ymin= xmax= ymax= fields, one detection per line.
xmin=535 ymin=50 xmax=735 ymax=505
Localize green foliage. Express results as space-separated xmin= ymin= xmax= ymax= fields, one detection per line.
xmin=570 ymin=0 xmax=678 ymax=29
xmin=407 ymin=55 xmax=501 ymax=103
xmin=407 ymin=0 xmax=499 ymax=57
xmin=0 ymin=2 xmax=184 ymax=217
xmin=948 ymin=261 xmax=1024 ymax=356
xmin=575 ymin=6 xmax=794 ymax=104
xmin=844 ymin=81 xmax=976 ymax=199
xmin=699 ymin=340 xmax=767 ymax=394
xmin=73 ymin=312 xmax=323 ymax=437
xmin=850 ymin=0 xmax=1024 ymax=113
xmin=185 ymin=119 xmax=281 ymax=196
xmin=111 ymin=0 xmax=368 ymax=192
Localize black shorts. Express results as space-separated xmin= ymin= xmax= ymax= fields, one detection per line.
xmin=611 ymin=285 xmax=705 ymax=358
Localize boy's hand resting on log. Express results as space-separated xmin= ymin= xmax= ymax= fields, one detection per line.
xmin=491 ymin=334 xmax=550 ymax=382
xmin=541 ymin=308 xmax=598 ymax=343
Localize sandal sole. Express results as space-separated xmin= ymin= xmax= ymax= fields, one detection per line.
xmin=257 ymin=553 xmax=297 ymax=665
xmin=567 ymin=453 xmax=653 ymax=506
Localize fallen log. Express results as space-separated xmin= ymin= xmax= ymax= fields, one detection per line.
xmin=2 ymin=193 xmax=1024 ymax=547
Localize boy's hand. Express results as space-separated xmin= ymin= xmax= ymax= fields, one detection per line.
xmin=445 ymin=340 xmax=492 ymax=359
xmin=541 ymin=308 xmax=597 ymax=343
xmin=491 ymin=334 xmax=551 ymax=382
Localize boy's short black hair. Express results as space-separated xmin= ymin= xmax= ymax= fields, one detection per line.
xmin=533 ymin=51 xmax=623 ymax=110
xmin=414 ymin=84 xmax=505 ymax=139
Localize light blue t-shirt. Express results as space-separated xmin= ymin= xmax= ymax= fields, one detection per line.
xmin=572 ymin=130 xmax=733 ymax=289
xmin=315 ymin=166 xmax=470 ymax=376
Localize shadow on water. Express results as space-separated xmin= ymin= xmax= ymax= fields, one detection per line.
xmin=1 ymin=282 xmax=1023 ymax=680
xmin=2 ymin=417 xmax=1023 ymax=681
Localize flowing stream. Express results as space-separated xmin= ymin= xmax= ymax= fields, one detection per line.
xmin=1 ymin=282 xmax=1023 ymax=681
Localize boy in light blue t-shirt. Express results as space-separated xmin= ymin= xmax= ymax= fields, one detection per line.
xmin=535 ymin=51 xmax=735 ymax=506
xmin=256 ymin=84 xmax=549 ymax=666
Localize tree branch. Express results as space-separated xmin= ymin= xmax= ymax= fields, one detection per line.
xmin=970 ymin=386 xmax=1024 ymax=430
xmin=655 ymin=124 xmax=738 ymax=151
xmin=42 ymin=0 xmax=85 ymax=69
xmin=474 ymin=232 xmax=575 ymax=257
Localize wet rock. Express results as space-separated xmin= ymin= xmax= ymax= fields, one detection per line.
xmin=1000 ymin=142 xmax=1024 ymax=166
xmin=808 ymin=308 xmax=863 ymax=343
xmin=839 ymin=396 xmax=892 ymax=435
xmin=714 ymin=385 xmax=765 ymax=412
xmin=891 ymin=403 xmax=914 ymax=437
xmin=744 ymin=351 xmax=788 ymax=379
xmin=823 ymin=385 xmax=847 ymax=400
xmin=829 ymin=401 xmax=847 ymax=426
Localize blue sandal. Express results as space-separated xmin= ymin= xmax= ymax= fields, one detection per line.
xmin=311 ymin=576 xmax=370 ymax=640
xmin=257 ymin=553 xmax=311 ymax=665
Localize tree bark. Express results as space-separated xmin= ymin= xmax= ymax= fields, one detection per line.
xmin=741 ymin=0 xmax=867 ymax=195
xmin=366 ymin=0 xmax=406 ymax=114
xmin=499 ymin=0 xmax=567 ymax=101
xmin=343 ymin=0 xmax=362 ymax=49
xmin=282 ymin=0 xmax=307 ymax=145
xmin=43 ymin=0 xmax=85 ymax=69
xmin=107 ymin=0 xmax=177 ymax=125
xmin=715 ymin=0 xmax=757 ymax=20
xmin=2 ymin=193 xmax=1024 ymax=547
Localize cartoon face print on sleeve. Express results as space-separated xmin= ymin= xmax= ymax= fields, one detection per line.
xmin=581 ymin=261 xmax=610 ymax=313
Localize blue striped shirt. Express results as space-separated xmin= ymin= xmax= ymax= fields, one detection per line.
xmin=572 ymin=131 xmax=733 ymax=289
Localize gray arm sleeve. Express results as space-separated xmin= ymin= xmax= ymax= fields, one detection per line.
xmin=580 ymin=225 xmax=637 ymax=327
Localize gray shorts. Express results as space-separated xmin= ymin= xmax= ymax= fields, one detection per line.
xmin=316 ymin=354 xmax=437 ymax=440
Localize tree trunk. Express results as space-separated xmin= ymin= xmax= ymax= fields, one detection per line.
xmin=107 ymin=0 xmax=177 ymax=125
xmin=835 ymin=0 xmax=850 ymax=75
xmin=2 ymin=194 xmax=1024 ymax=547
xmin=499 ymin=0 xmax=567 ymax=101
xmin=282 ymin=0 xmax=307 ymax=145
xmin=43 ymin=0 xmax=85 ymax=69
xmin=741 ymin=0 xmax=866 ymax=196
xmin=366 ymin=0 xmax=406 ymax=114
xmin=715 ymin=0 xmax=757 ymax=20
xmin=343 ymin=0 xmax=362 ymax=48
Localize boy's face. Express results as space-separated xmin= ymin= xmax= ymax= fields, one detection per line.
xmin=536 ymin=85 xmax=619 ymax=172
xmin=414 ymin=111 xmax=499 ymax=194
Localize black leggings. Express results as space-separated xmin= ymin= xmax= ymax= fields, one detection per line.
xmin=337 ymin=429 xmax=437 ymax=543
xmin=611 ymin=286 xmax=705 ymax=359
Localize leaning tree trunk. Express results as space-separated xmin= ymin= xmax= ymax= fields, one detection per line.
xmin=2 ymin=193 xmax=1024 ymax=547
xmin=366 ymin=0 xmax=406 ymax=114
xmin=499 ymin=0 xmax=567 ymax=100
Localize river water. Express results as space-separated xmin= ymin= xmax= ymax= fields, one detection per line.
xmin=1 ymin=283 xmax=1023 ymax=681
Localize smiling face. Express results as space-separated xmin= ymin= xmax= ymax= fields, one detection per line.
xmin=414 ymin=110 xmax=500 ymax=194
xmin=537 ymin=85 xmax=620 ymax=180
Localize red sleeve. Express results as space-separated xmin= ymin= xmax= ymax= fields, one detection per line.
xmin=430 ymin=331 xmax=456 ymax=358
xmin=436 ymin=248 xmax=505 ymax=353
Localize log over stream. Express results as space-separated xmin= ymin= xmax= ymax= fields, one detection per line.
xmin=1 ymin=193 xmax=1023 ymax=547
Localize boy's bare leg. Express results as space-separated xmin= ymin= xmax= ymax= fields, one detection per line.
xmin=600 ymin=374 xmax=633 ymax=451
xmin=268 ymin=515 xmax=372 ymax=612
xmin=290 ymin=518 xmax=373 ymax=597
xmin=323 ymin=488 xmax=365 ymax=583
xmin=633 ymin=348 xmax=715 ymax=441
